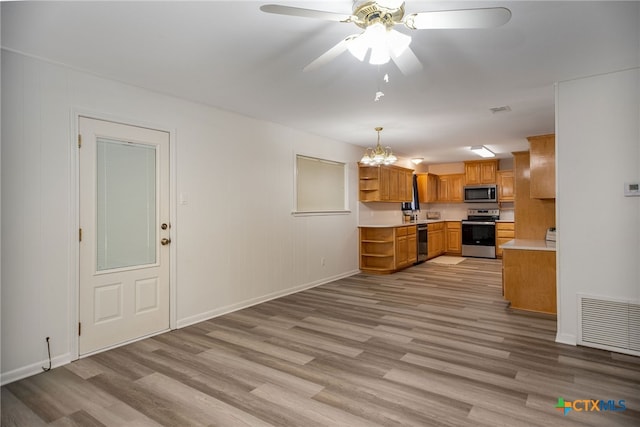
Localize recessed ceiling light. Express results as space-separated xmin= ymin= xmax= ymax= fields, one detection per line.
xmin=489 ymin=106 xmax=511 ymax=114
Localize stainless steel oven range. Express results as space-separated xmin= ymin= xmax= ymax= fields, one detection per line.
xmin=461 ymin=209 xmax=500 ymax=259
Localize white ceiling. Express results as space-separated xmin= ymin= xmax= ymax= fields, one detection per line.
xmin=2 ymin=1 xmax=639 ymax=164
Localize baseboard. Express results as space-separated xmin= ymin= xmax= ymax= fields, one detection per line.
xmin=177 ymin=270 xmax=359 ymax=329
xmin=1 ymin=352 xmax=74 ymax=386
xmin=2 ymin=270 xmax=360 ymax=385
xmin=556 ymin=332 xmax=576 ymax=346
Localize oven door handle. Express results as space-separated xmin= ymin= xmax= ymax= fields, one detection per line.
xmin=462 ymin=221 xmax=496 ymax=225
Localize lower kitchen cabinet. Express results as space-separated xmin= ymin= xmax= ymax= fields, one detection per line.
xmin=502 ymin=247 xmax=556 ymax=314
xmin=495 ymin=222 xmax=515 ymax=258
xmin=359 ymin=225 xmax=417 ymax=274
xmin=427 ymin=222 xmax=445 ymax=259
xmin=445 ymin=221 xmax=462 ymax=255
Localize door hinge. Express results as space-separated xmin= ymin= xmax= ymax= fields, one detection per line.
xmin=79 ymin=228 xmax=82 ymax=242
xmin=78 ymin=134 xmax=82 ymax=148
xmin=78 ymin=322 xmax=82 ymax=336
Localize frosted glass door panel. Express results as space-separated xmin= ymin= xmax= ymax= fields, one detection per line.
xmin=96 ymin=138 xmax=157 ymax=271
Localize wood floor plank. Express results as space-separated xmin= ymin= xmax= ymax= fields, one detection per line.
xmin=3 ymin=258 xmax=639 ymax=426
xmin=250 ymin=382 xmax=378 ymax=427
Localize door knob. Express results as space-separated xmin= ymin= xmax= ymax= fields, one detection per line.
xmin=161 ymin=238 xmax=171 ymax=246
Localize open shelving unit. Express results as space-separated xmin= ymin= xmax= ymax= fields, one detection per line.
xmin=358 ymin=166 xmax=380 ymax=202
xmin=359 ymin=227 xmax=395 ymax=273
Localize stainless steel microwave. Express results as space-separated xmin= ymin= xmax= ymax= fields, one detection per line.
xmin=464 ymin=185 xmax=498 ymax=203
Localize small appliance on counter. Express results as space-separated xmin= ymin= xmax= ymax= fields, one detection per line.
xmin=401 ymin=202 xmax=418 ymax=223
xmin=402 ymin=210 xmax=418 ymax=222
xmin=545 ymin=227 xmax=557 ymax=242
xmin=426 ymin=211 xmax=441 ymax=220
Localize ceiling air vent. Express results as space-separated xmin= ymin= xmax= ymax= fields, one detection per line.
xmin=489 ymin=106 xmax=511 ymax=114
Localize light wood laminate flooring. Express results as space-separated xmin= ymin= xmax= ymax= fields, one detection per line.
xmin=3 ymin=258 xmax=640 ymax=426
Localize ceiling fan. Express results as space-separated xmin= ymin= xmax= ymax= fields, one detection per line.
xmin=260 ymin=1 xmax=511 ymax=74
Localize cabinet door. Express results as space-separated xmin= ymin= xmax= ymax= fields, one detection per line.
xmin=464 ymin=163 xmax=481 ymax=185
xmin=528 ymin=134 xmax=555 ymax=199
xmin=465 ymin=160 xmax=497 ymax=185
xmin=407 ymin=231 xmax=417 ymax=264
xmin=427 ymin=231 xmax=437 ymax=259
xmin=396 ymin=235 xmax=408 ymax=268
xmin=437 ymin=176 xmax=450 ymax=201
xmin=434 ymin=230 xmax=444 ymax=256
xmin=446 ymin=222 xmax=462 ymax=254
xmin=497 ymin=170 xmax=515 ymax=202
xmin=427 ymin=174 xmax=438 ymax=202
xmin=480 ymin=161 xmax=497 ymax=184
xmin=379 ymin=167 xmax=390 ymax=201
xmin=417 ymin=173 xmax=439 ymax=203
xmin=388 ymin=168 xmax=400 ymax=201
xmin=449 ymin=174 xmax=465 ymax=202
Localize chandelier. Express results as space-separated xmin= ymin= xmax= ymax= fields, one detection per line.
xmin=360 ymin=127 xmax=397 ymax=166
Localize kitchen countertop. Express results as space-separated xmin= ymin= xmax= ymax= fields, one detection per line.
xmin=501 ymin=239 xmax=556 ymax=251
xmin=358 ymin=219 xmax=456 ymax=228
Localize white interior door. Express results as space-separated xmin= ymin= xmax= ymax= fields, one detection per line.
xmin=79 ymin=117 xmax=170 ymax=356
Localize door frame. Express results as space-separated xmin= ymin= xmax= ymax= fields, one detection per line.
xmin=70 ymin=109 xmax=178 ymax=360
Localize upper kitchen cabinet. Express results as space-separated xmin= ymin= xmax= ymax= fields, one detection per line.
xmin=359 ymin=164 xmax=413 ymax=202
xmin=416 ymin=173 xmax=439 ymax=203
xmin=464 ymin=160 xmax=498 ymax=185
xmin=527 ymin=134 xmax=556 ymax=199
xmin=497 ymin=170 xmax=515 ymax=202
xmin=437 ymin=174 xmax=465 ymax=202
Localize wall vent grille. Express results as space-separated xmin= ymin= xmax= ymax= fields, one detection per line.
xmin=579 ymin=296 xmax=640 ymax=355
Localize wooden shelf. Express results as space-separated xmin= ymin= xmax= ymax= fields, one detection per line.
xmin=361 ymin=253 xmax=394 ymax=258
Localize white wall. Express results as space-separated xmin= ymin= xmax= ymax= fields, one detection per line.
xmin=556 ymin=67 xmax=640 ymax=344
xmin=1 ymin=50 xmax=362 ymax=383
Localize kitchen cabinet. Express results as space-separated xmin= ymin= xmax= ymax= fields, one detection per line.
xmin=445 ymin=221 xmax=462 ymax=255
xmin=416 ymin=173 xmax=438 ymax=203
xmin=502 ymin=245 xmax=556 ymax=314
xmin=359 ymin=225 xmax=417 ymax=274
xmin=495 ymin=222 xmax=514 ymax=258
xmin=464 ymin=160 xmax=498 ymax=185
xmin=395 ymin=226 xmax=418 ymax=269
xmin=513 ymin=151 xmax=556 ymax=240
xmin=497 ymin=170 xmax=515 ymax=202
xmin=359 ymin=164 xmax=413 ymax=202
xmin=528 ymin=134 xmax=555 ymax=199
xmin=437 ymin=174 xmax=464 ymax=203
xmin=427 ymin=222 xmax=445 ymax=259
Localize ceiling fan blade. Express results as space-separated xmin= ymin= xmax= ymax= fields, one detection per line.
xmin=303 ymin=35 xmax=358 ymax=72
xmin=391 ymin=46 xmax=423 ymax=75
xmin=404 ymin=7 xmax=511 ymax=30
xmin=260 ymin=4 xmax=354 ymax=23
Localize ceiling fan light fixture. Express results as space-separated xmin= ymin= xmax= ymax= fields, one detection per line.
xmin=369 ymin=44 xmax=391 ymax=65
xmin=347 ymin=36 xmax=368 ymax=61
xmin=470 ymin=145 xmax=495 ymax=158
xmin=376 ymin=0 xmax=405 ymax=10
xmin=388 ymin=29 xmax=411 ymax=57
